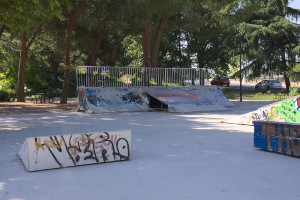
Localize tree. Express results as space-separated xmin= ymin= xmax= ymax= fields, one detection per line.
xmin=60 ymin=0 xmax=76 ymax=104
xmin=0 ymin=0 xmax=70 ymax=101
xmin=236 ymin=0 xmax=300 ymax=92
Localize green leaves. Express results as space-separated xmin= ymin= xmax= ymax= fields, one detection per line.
xmin=0 ymin=0 xmax=71 ymax=32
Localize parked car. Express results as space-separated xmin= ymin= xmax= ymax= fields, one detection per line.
xmin=255 ymin=79 xmax=282 ymax=90
xmin=211 ymin=77 xmax=230 ymax=87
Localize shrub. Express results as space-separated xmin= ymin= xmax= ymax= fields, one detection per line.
xmin=0 ymin=88 xmax=15 ymax=102
xmin=289 ymin=86 xmax=299 ymax=96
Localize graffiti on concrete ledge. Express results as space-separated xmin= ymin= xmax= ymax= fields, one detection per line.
xmin=121 ymin=91 xmax=143 ymax=105
xmin=250 ymin=97 xmax=300 ymax=124
xmin=254 ymin=121 xmax=300 ymax=157
xmin=252 ymin=110 xmax=270 ymax=121
xmin=77 ymin=87 xmax=150 ymax=112
xmin=18 ymin=130 xmax=131 ymax=171
xmin=269 ymin=98 xmax=300 ymax=123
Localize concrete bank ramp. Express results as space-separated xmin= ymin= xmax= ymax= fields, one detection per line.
xmin=77 ymin=87 xmax=151 ymax=113
xmin=226 ymin=95 xmax=300 ymax=125
xmin=142 ymin=87 xmax=228 ymax=113
xmin=77 ymin=86 xmax=232 ymax=113
xmin=180 ymin=86 xmax=234 ymax=107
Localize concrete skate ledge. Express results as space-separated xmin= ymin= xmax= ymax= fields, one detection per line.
xmin=18 ymin=130 xmax=131 ymax=171
xmin=254 ymin=121 xmax=300 ymax=157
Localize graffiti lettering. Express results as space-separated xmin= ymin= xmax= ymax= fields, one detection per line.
xmin=254 ymin=121 xmax=300 ymax=157
xmin=273 ymin=99 xmax=300 ymax=123
xmin=34 ymin=131 xmax=131 ymax=168
xmin=252 ymin=110 xmax=270 ymax=121
xmin=121 ymin=92 xmax=143 ymax=105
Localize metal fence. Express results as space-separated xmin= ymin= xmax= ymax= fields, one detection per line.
xmin=76 ymin=66 xmax=205 ymax=88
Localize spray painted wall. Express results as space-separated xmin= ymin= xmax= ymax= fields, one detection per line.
xmin=77 ymin=86 xmax=233 ymax=113
xmin=143 ymin=87 xmax=228 ymax=113
xmin=18 ymin=130 xmax=131 ymax=171
xmin=254 ymin=121 xmax=300 ymax=157
xmin=77 ymin=87 xmax=150 ymax=113
xmin=227 ymin=95 xmax=300 ymax=125
xmin=181 ymin=86 xmax=234 ymax=107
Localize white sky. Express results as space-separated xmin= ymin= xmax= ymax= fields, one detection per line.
xmin=290 ymin=0 xmax=300 ymax=9
xmin=289 ymin=0 xmax=300 ymax=23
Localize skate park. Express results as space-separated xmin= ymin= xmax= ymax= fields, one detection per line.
xmin=1 ymin=66 xmax=300 ymax=200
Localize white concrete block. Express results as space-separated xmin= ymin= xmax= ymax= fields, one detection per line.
xmin=18 ymin=130 xmax=131 ymax=171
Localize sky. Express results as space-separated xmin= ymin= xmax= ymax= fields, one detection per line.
xmin=290 ymin=0 xmax=300 ymax=9
xmin=289 ymin=0 xmax=300 ymax=23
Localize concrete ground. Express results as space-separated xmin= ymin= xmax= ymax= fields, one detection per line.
xmin=1 ymin=101 xmax=300 ymax=200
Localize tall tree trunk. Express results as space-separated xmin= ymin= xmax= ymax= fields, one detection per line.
xmin=283 ymin=72 xmax=291 ymax=92
xmin=104 ymin=29 xmax=131 ymax=66
xmin=52 ymin=60 xmax=59 ymax=85
xmin=60 ymin=0 xmax=76 ymax=104
xmin=143 ymin=17 xmax=151 ymax=68
xmin=0 ymin=25 xmax=6 ymax=39
xmin=89 ymin=26 xmax=106 ymax=66
xmin=17 ymin=31 xmax=28 ymax=102
xmin=16 ymin=25 xmax=42 ymax=102
xmin=143 ymin=16 xmax=151 ymax=86
xmin=150 ymin=16 xmax=167 ymax=67
xmin=280 ymin=46 xmax=291 ymax=92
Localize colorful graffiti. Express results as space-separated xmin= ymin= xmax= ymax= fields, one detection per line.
xmin=229 ymin=95 xmax=300 ymax=125
xmin=19 ymin=130 xmax=131 ymax=171
xmin=254 ymin=121 xmax=300 ymax=157
xmin=77 ymin=88 xmax=87 ymax=111
xmin=268 ymin=97 xmax=300 ymax=123
xmin=77 ymin=87 xmax=150 ymax=113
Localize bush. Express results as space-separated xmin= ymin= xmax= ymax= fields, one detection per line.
xmin=289 ymin=86 xmax=299 ymax=96
xmin=0 ymin=88 xmax=15 ymax=102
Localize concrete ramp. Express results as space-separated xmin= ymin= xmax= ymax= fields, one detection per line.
xmin=226 ymin=95 xmax=300 ymax=125
xmin=181 ymin=86 xmax=234 ymax=107
xmin=143 ymin=87 xmax=227 ymax=113
xmin=78 ymin=86 xmax=232 ymax=113
xmin=77 ymin=87 xmax=151 ymax=113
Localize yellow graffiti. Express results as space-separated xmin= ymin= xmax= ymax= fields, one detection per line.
xmin=35 ymin=138 xmax=45 ymax=151
xmin=35 ymin=137 xmax=64 ymax=151
xmin=269 ymin=106 xmax=277 ymax=121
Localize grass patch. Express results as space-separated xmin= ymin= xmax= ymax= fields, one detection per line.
xmin=222 ymin=86 xmax=299 ymax=101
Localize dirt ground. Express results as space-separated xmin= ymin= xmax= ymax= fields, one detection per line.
xmin=0 ymin=98 xmax=78 ymax=115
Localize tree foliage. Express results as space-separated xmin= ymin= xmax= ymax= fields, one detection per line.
xmin=235 ymin=0 xmax=300 ymax=91
xmin=0 ymin=0 xmax=299 ymax=101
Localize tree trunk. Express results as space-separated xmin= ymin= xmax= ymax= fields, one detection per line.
xmin=60 ymin=0 xmax=76 ymax=104
xmin=52 ymin=60 xmax=59 ymax=85
xmin=283 ymin=72 xmax=291 ymax=92
xmin=17 ymin=31 xmax=27 ymax=102
xmin=89 ymin=26 xmax=106 ymax=66
xmin=104 ymin=29 xmax=131 ymax=66
xmin=143 ymin=16 xmax=151 ymax=86
xmin=280 ymin=46 xmax=290 ymax=92
xmin=0 ymin=25 xmax=6 ymax=39
xmin=150 ymin=16 xmax=167 ymax=68
xmin=16 ymin=25 xmax=42 ymax=102
xmin=143 ymin=17 xmax=151 ymax=68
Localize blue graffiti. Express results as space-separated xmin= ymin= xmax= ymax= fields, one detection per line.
xmin=270 ymin=137 xmax=278 ymax=152
xmin=280 ymin=124 xmax=284 ymax=137
xmin=254 ymin=121 xmax=300 ymax=157
xmin=253 ymin=123 xmax=267 ymax=150
xmin=85 ymin=88 xmax=111 ymax=107
xmin=282 ymin=141 xmax=287 ymax=154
